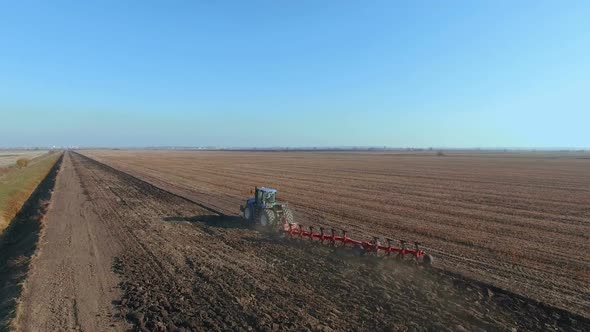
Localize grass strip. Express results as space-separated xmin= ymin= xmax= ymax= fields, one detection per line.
xmin=0 ymin=152 xmax=62 ymax=233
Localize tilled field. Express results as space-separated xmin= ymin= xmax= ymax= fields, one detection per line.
xmin=65 ymin=151 xmax=589 ymax=331
xmin=81 ymin=149 xmax=590 ymax=321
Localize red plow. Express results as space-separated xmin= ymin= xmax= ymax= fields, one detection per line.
xmin=282 ymin=222 xmax=433 ymax=266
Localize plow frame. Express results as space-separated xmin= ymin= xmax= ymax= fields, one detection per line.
xmin=282 ymin=223 xmax=432 ymax=264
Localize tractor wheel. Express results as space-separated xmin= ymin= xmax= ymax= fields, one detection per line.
xmin=243 ymin=205 xmax=253 ymax=221
xmin=422 ymin=254 xmax=434 ymax=267
xmin=283 ymin=207 xmax=294 ymax=225
xmin=259 ymin=209 xmax=276 ymax=228
xmin=352 ymin=244 xmax=365 ymax=256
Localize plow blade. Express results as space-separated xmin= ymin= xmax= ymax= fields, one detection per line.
xmin=283 ymin=223 xmax=433 ymax=266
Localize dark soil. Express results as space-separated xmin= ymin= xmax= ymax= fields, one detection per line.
xmin=72 ymin=152 xmax=590 ymax=332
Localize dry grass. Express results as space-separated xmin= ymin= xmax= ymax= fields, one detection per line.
xmin=5 ymin=192 xmax=30 ymax=223
xmin=0 ymin=152 xmax=61 ymax=233
xmin=0 ymin=167 xmax=9 ymax=177
xmin=16 ymin=159 xmax=29 ymax=169
xmin=0 ymin=151 xmax=47 ymax=168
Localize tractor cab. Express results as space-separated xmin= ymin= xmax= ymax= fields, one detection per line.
xmin=255 ymin=187 xmax=277 ymax=208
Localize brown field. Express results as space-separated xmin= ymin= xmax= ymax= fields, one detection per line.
xmin=5 ymin=150 xmax=589 ymax=331
xmin=82 ymin=149 xmax=590 ymax=319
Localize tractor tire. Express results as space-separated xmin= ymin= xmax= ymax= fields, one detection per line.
xmin=259 ymin=209 xmax=276 ymax=228
xmin=422 ymin=254 xmax=434 ymax=267
xmin=352 ymin=244 xmax=365 ymax=256
xmin=283 ymin=207 xmax=294 ymax=225
xmin=243 ymin=206 xmax=254 ymax=221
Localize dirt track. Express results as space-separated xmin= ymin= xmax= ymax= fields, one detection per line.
xmin=15 ymin=152 xmax=126 ymax=331
xmin=6 ymin=151 xmax=590 ymax=331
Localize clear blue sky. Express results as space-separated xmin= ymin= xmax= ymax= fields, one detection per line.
xmin=1 ymin=1 xmax=588 ymax=148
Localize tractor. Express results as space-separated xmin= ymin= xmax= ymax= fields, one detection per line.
xmin=240 ymin=187 xmax=294 ymax=228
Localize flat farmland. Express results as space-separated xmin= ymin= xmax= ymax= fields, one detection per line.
xmin=82 ymin=150 xmax=590 ymax=319
xmin=0 ymin=150 xmax=48 ymax=168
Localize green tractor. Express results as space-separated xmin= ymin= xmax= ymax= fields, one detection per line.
xmin=240 ymin=187 xmax=294 ymax=228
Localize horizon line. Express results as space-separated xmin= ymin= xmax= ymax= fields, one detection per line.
xmin=1 ymin=146 xmax=589 ymax=152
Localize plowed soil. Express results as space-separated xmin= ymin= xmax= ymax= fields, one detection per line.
xmin=11 ymin=151 xmax=589 ymax=331
xmin=81 ymin=149 xmax=590 ymax=324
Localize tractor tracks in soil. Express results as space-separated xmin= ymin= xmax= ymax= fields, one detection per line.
xmin=83 ymin=151 xmax=590 ymax=319
xmin=66 ymin=151 xmax=590 ymax=331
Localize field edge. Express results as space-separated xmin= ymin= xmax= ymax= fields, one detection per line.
xmin=0 ymin=153 xmax=64 ymax=332
xmin=77 ymin=150 xmax=590 ymax=324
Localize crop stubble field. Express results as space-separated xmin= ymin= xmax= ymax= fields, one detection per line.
xmin=0 ymin=151 xmax=61 ymax=233
xmin=83 ymin=150 xmax=590 ymax=320
xmin=0 ymin=151 xmax=48 ymax=168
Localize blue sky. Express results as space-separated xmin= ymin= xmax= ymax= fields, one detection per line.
xmin=1 ymin=1 xmax=588 ymax=148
